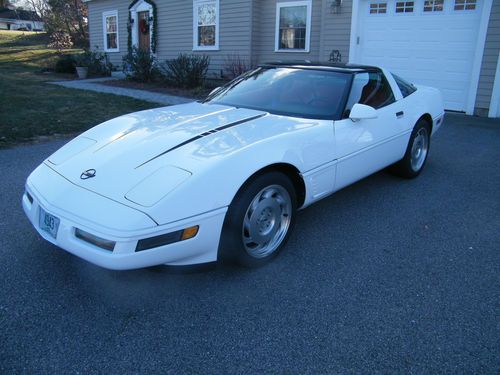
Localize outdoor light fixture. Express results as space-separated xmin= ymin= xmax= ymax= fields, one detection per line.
xmin=331 ymin=0 xmax=343 ymax=14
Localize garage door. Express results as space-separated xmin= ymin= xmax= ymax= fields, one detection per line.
xmin=355 ymin=0 xmax=483 ymax=111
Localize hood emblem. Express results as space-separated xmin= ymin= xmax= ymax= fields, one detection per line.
xmin=80 ymin=169 xmax=96 ymax=180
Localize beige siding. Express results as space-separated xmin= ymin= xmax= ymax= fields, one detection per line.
xmin=475 ymin=1 xmax=500 ymax=111
xmin=88 ymin=0 xmax=130 ymax=68
xmin=87 ymin=0 xmax=253 ymax=76
xmin=319 ymin=0 xmax=352 ymax=63
xmin=159 ymin=0 xmax=252 ymax=77
xmin=86 ymin=0 xmax=353 ymax=73
xmin=252 ymin=0 xmax=323 ymax=64
xmin=250 ymin=0 xmax=261 ymax=67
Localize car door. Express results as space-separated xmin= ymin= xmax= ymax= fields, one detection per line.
xmin=334 ymin=71 xmax=409 ymax=190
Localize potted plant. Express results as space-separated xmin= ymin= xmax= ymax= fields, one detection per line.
xmin=75 ymin=52 xmax=91 ymax=79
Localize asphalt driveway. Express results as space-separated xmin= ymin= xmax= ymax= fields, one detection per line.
xmin=1 ymin=113 xmax=498 ymax=374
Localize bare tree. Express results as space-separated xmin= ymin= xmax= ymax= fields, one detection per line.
xmin=42 ymin=0 xmax=88 ymax=46
xmin=26 ymin=0 xmax=49 ymax=17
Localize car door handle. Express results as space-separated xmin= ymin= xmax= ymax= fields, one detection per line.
xmin=396 ymin=111 xmax=404 ymax=118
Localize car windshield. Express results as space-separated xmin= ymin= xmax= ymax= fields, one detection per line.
xmin=205 ymin=67 xmax=352 ymax=120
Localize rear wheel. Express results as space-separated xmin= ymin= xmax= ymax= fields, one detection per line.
xmin=219 ymin=172 xmax=297 ymax=267
xmin=391 ymin=119 xmax=431 ymax=178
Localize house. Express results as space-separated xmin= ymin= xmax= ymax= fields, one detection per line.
xmin=83 ymin=0 xmax=499 ymax=117
xmin=0 ymin=8 xmax=44 ymax=31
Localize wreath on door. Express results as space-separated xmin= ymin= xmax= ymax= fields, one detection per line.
xmin=139 ymin=18 xmax=149 ymax=34
xmin=127 ymin=0 xmax=157 ymax=53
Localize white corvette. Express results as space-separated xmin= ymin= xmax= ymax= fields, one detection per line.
xmin=23 ymin=63 xmax=444 ymax=270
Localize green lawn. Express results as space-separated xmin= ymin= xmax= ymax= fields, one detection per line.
xmin=0 ymin=31 xmax=159 ymax=148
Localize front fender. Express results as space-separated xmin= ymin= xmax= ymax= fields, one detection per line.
xmin=144 ymin=115 xmax=336 ymax=225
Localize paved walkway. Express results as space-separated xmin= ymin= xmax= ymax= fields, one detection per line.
xmin=49 ymin=77 xmax=193 ymax=106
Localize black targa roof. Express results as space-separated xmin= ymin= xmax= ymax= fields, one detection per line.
xmin=259 ymin=61 xmax=382 ymax=73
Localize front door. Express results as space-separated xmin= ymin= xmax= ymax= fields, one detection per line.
xmin=138 ymin=11 xmax=150 ymax=52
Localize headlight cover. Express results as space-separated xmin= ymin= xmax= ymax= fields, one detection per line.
xmin=125 ymin=165 xmax=192 ymax=207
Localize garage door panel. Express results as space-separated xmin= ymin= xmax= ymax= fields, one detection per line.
xmin=361 ymin=50 xmax=386 ymax=59
xmin=446 ymin=39 xmax=477 ymax=49
xmin=392 ymin=33 xmax=414 ymax=41
xmin=445 ymin=64 xmax=472 ymax=75
xmin=356 ymin=0 xmax=482 ymax=111
xmin=449 ymin=19 xmax=480 ymax=28
xmin=437 ymin=78 xmax=470 ymax=88
xmin=414 ymin=41 xmax=442 ymax=49
xmin=411 ymin=65 xmax=445 ymax=75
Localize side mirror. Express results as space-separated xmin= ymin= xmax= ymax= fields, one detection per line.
xmin=209 ymin=87 xmax=221 ymax=96
xmin=349 ymin=103 xmax=378 ymax=121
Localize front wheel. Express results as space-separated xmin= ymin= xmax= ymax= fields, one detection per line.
xmin=219 ymin=172 xmax=297 ymax=267
xmin=391 ymin=119 xmax=431 ymax=178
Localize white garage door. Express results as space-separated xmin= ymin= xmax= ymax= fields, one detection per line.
xmin=355 ymin=0 xmax=483 ymax=111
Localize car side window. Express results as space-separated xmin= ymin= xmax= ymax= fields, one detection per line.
xmin=392 ymin=73 xmax=417 ymax=98
xmin=344 ymin=72 xmax=395 ymax=117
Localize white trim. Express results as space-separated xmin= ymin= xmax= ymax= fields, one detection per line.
xmin=192 ymin=0 xmax=220 ymax=51
xmin=465 ymin=0 xmax=492 ymax=115
xmin=274 ymin=0 xmax=312 ymax=53
xmin=488 ymin=52 xmax=500 ymax=118
xmin=348 ymin=0 xmax=360 ymax=62
xmin=129 ymin=0 xmax=154 ymax=52
xmin=102 ymin=10 xmax=119 ymax=53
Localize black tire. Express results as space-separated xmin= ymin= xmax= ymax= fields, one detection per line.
xmin=219 ymin=172 xmax=297 ymax=268
xmin=390 ymin=119 xmax=431 ymax=179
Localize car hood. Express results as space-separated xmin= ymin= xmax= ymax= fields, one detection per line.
xmin=44 ymin=102 xmax=267 ymax=206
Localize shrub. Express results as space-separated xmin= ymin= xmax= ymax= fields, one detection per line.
xmin=47 ymin=32 xmax=73 ymax=51
xmin=75 ymin=48 xmax=113 ymax=76
xmin=55 ymin=54 xmax=77 ymax=74
xmin=163 ymin=54 xmax=210 ymax=88
xmin=87 ymin=49 xmax=113 ymax=76
xmin=223 ymin=54 xmax=250 ymax=79
xmin=74 ymin=52 xmax=90 ymax=67
xmin=122 ymin=47 xmax=159 ymax=82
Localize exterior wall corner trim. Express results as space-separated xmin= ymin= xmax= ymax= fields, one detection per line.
xmin=466 ymin=0 xmax=493 ymax=115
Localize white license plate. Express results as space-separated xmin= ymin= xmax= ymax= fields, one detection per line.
xmin=39 ymin=208 xmax=60 ymax=239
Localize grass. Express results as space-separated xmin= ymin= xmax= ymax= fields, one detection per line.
xmin=0 ymin=31 xmax=160 ymax=148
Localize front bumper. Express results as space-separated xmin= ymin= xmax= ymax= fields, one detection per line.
xmin=23 ymin=166 xmax=226 ymax=270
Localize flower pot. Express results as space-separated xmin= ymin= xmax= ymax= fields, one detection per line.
xmin=76 ymin=66 xmax=88 ymax=79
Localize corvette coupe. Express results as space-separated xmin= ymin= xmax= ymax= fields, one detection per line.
xmin=23 ymin=63 xmax=444 ymax=270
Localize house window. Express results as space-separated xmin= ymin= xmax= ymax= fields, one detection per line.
xmin=275 ymin=1 xmax=312 ymax=52
xmin=193 ymin=0 xmax=219 ymax=50
xmin=369 ymin=2 xmax=387 ymax=14
xmin=102 ymin=11 xmax=119 ymax=52
xmin=395 ymin=1 xmax=414 ymax=13
xmin=454 ymin=0 xmax=476 ymax=10
xmin=423 ymin=0 xmax=444 ymax=12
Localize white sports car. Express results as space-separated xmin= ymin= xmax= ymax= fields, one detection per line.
xmin=23 ymin=63 xmax=444 ymax=270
